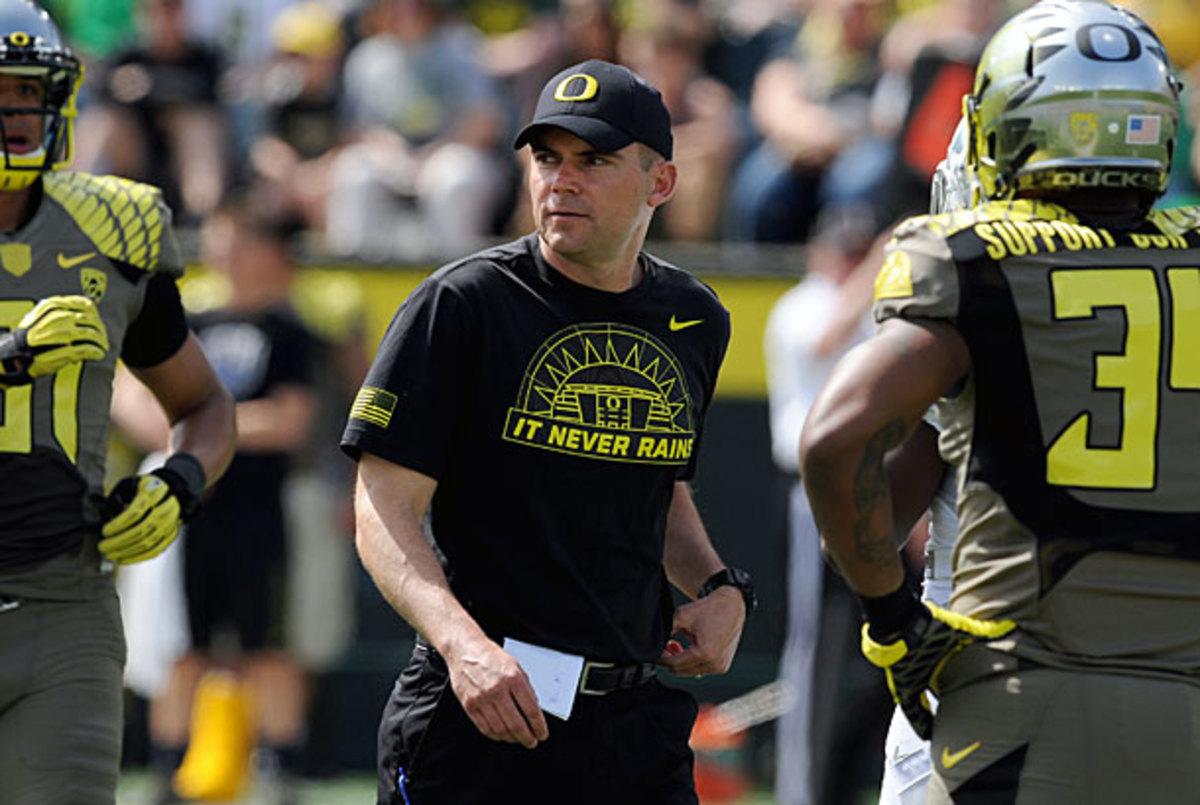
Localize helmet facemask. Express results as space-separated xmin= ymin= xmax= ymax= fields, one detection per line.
xmin=0 ymin=8 xmax=83 ymax=191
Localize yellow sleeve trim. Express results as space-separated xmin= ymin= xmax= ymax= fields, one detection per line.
xmin=44 ymin=172 xmax=167 ymax=271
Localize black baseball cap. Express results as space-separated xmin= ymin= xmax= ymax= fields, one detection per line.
xmin=513 ymin=59 xmax=673 ymax=160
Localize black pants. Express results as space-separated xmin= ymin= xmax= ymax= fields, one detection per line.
xmin=376 ymin=644 xmax=699 ymax=805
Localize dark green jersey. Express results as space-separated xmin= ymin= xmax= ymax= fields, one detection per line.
xmin=0 ymin=172 xmax=185 ymax=594
xmin=875 ymin=200 xmax=1200 ymax=677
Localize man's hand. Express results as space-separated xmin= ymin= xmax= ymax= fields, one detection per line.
xmin=99 ymin=455 xmax=205 ymax=565
xmin=658 ymin=587 xmax=746 ymax=676
xmin=861 ymin=602 xmax=1015 ymax=739
xmin=443 ymin=634 xmax=549 ymax=749
xmin=0 ymin=295 xmax=109 ymax=385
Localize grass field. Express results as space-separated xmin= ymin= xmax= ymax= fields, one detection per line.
xmin=116 ymin=770 xmax=780 ymax=805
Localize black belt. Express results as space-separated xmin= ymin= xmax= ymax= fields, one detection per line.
xmin=577 ymin=660 xmax=656 ymax=696
xmin=414 ymin=638 xmax=655 ymax=696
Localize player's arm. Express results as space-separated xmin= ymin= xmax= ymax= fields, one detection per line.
xmin=660 ymin=481 xmax=746 ymax=676
xmin=801 ymin=317 xmax=967 ymax=595
xmin=802 ymin=318 xmax=1014 ymax=739
xmin=127 ymin=333 xmax=236 ymax=484
xmin=98 ymin=334 xmax=236 ymax=565
xmin=354 ymin=452 xmax=548 ymax=749
xmin=886 ymin=420 xmax=946 ymax=545
xmin=99 ymin=270 xmax=236 ymax=565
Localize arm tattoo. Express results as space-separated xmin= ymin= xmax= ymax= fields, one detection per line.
xmin=851 ymin=419 xmax=906 ymax=568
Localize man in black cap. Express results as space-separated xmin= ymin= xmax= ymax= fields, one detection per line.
xmin=343 ymin=59 xmax=753 ymax=804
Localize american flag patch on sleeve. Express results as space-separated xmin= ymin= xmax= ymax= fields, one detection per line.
xmin=1126 ymin=115 xmax=1160 ymax=145
xmin=350 ymin=386 xmax=398 ymax=428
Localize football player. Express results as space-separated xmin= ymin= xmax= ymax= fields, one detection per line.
xmin=876 ymin=117 xmax=973 ymax=805
xmin=802 ymin=2 xmax=1200 ymax=802
xmin=0 ymin=2 xmax=234 ymax=803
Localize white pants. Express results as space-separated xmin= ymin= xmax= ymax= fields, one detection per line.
xmin=879 ymin=701 xmax=936 ymax=805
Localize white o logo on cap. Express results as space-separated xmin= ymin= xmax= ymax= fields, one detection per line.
xmin=553 ymin=73 xmax=599 ymax=102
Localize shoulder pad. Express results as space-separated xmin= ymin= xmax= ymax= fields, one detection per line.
xmin=1150 ymin=206 xmax=1200 ymax=237
xmin=901 ymin=200 xmax=1080 ymax=240
xmin=43 ymin=172 xmax=181 ymax=274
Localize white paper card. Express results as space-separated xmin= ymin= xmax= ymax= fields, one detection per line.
xmin=502 ymin=637 xmax=584 ymax=721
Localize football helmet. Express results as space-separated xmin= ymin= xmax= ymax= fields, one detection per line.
xmin=966 ymin=0 xmax=1182 ymax=202
xmin=930 ymin=116 xmax=977 ymax=214
xmin=0 ymin=0 xmax=82 ymax=190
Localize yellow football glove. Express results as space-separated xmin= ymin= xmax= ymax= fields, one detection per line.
xmin=99 ymin=454 xmax=206 ymax=565
xmin=861 ymin=601 xmax=1015 ymax=740
xmin=0 ymin=295 xmax=109 ymax=385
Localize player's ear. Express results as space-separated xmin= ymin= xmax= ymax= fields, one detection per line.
xmin=647 ymin=157 xmax=676 ymax=209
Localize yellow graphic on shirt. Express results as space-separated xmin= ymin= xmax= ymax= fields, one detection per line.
xmin=80 ymin=268 xmax=107 ymax=302
xmin=504 ymin=324 xmax=695 ymax=465
xmin=0 ymin=243 xmax=31 ymax=277
xmin=350 ymin=386 xmax=397 ymax=428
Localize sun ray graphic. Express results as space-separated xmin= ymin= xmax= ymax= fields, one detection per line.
xmin=517 ymin=324 xmax=694 ymax=434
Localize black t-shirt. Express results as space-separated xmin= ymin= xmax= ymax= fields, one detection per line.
xmin=94 ymin=42 xmax=223 ymax=213
xmin=342 ymin=235 xmax=730 ymax=662
xmin=189 ymin=306 xmax=314 ymax=539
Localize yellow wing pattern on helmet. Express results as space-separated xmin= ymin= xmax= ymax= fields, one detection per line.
xmin=43 ymin=172 xmax=177 ymax=273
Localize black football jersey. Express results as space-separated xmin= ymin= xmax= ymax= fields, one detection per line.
xmin=875 ymin=200 xmax=1200 ymax=675
xmin=0 ymin=173 xmax=186 ymax=589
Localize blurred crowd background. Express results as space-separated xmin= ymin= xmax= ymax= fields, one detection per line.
xmin=54 ymin=0 xmax=1198 ymax=803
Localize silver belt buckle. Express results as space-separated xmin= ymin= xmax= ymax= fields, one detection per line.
xmin=0 ymin=597 xmax=21 ymax=614
xmin=577 ymin=660 xmax=614 ymax=696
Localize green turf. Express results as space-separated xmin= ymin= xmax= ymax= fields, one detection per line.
xmin=117 ymin=769 xmax=780 ymax=804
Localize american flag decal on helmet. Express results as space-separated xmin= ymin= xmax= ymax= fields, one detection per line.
xmin=1126 ymin=115 xmax=1161 ymax=145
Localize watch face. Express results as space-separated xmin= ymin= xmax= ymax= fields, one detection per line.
xmin=702 ymin=567 xmax=756 ymax=612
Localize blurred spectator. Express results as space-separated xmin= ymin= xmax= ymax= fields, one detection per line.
xmin=245 ymin=2 xmax=349 ymax=233
xmin=484 ymin=0 xmax=626 ymax=235
xmin=725 ymin=0 xmax=893 ymax=244
xmin=279 ymin=267 xmax=371 ymax=774
xmin=483 ymin=0 xmax=624 ymax=125
xmin=764 ymin=205 xmax=883 ymax=805
xmin=866 ymin=0 xmax=1007 ymax=228
xmin=324 ymin=0 xmax=510 ymax=261
xmin=802 ymin=0 xmax=1008 ymax=363
xmin=73 ymin=0 xmax=230 ymax=223
xmin=112 ymin=195 xmax=319 ymax=805
xmin=624 ymin=6 xmax=742 ymax=241
xmin=698 ymin=0 xmax=805 ymax=104
xmin=185 ymin=0 xmax=304 ymax=70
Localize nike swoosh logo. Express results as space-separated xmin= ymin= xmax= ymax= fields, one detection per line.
xmin=58 ymin=251 xmax=97 ymax=269
xmin=941 ymin=741 xmax=981 ymax=769
xmin=669 ymin=316 xmax=703 ymax=331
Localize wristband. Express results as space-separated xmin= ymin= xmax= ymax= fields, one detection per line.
xmin=162 ymin=452 xmax=207 ymax=496
xmin=155 ymin=452 xmax=207 ymax=521
xmin=857 ymin=582 xmax=925 ymax=642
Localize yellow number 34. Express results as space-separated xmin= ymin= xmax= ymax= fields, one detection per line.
xmin=1047 ymin=267 xmax=1200 ymax=489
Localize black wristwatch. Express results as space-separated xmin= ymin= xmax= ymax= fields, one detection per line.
xmin=697 ymin=567 xmax=757 ymax=615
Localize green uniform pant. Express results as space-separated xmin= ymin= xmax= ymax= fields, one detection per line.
xmin=0 ymin=587 xmax=125 ymax=805
xmin=928 ymin=664 xmax=1200 ymax=805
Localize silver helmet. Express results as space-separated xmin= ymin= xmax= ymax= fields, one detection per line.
xmin=0 ymin=0 xmax=82 ymax=190
xmin=966 ymin=0 xmax=1182 ymax=202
